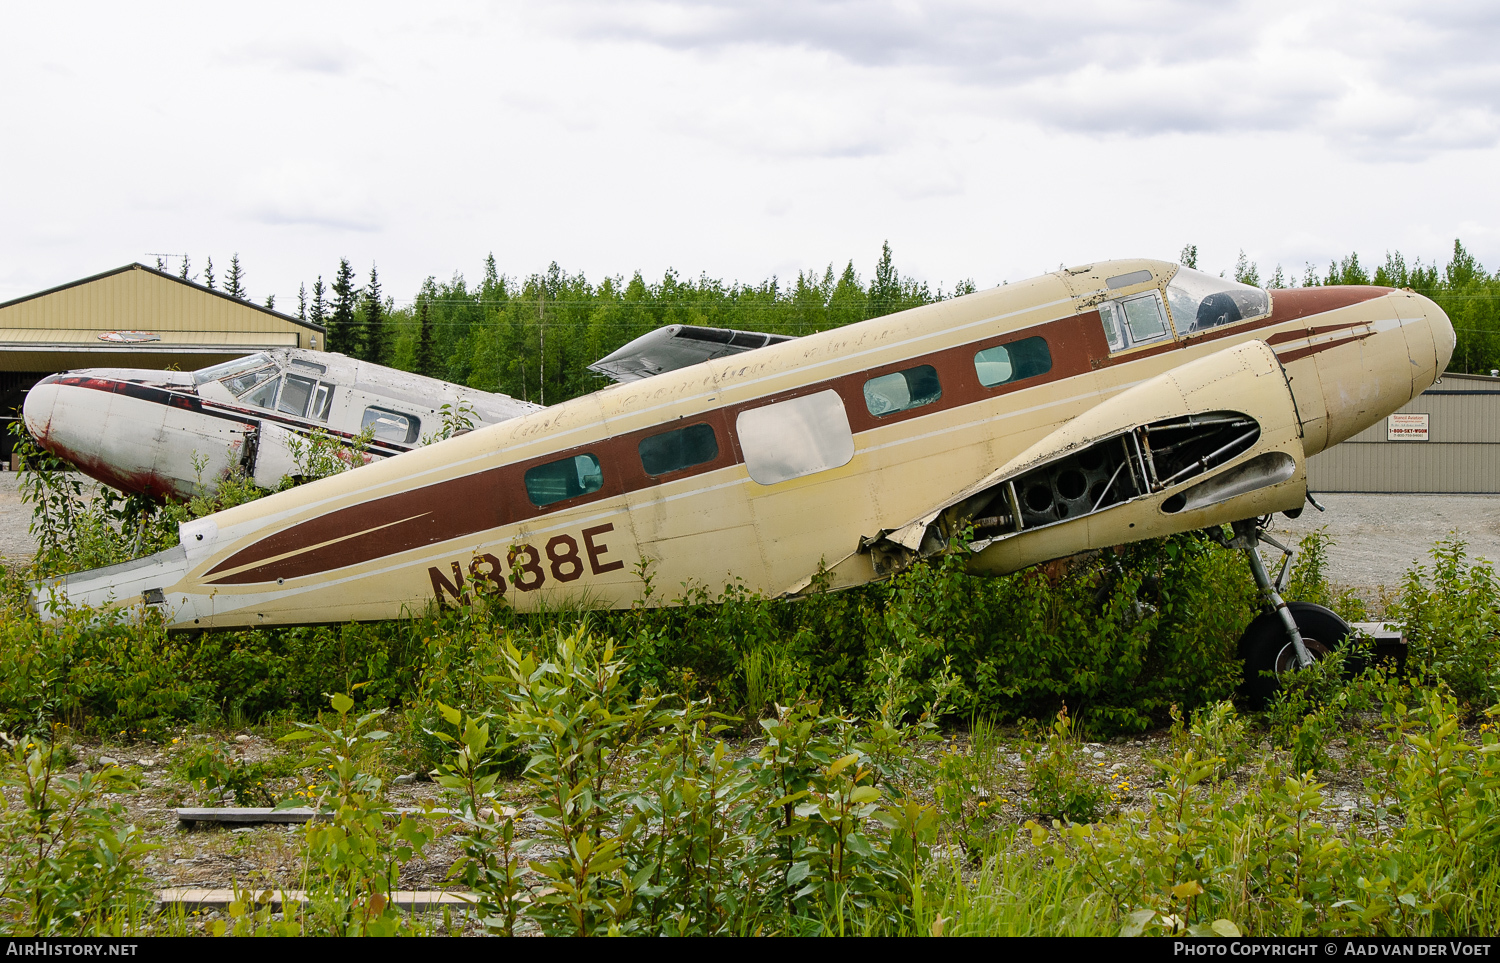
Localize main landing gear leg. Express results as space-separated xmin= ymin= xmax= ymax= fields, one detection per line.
xmin=1225 ymin=516 xmax=1352 ymax=709
xmin=1231 ymin=518 xmax=1313 ymax=669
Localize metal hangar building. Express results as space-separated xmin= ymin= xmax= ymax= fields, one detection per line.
xmin=0 ymin=262 xmax=325 ymax=459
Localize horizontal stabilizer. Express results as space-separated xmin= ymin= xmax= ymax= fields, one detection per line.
xmin=589 ymin=325 xmax=795 ymax=383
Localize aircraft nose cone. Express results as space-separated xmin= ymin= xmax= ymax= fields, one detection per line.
xmin=1429 ymin=296 xmax=1456 ymax=374
xmin=21 ymin=375 xmax=61 ymax=441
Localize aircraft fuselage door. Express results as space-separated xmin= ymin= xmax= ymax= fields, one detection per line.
xmin=250 ymin=422 xmax=300 ymax=489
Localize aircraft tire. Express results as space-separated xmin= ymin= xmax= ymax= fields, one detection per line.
xmin=1237 ymin=602 xmax=1351 ymax=710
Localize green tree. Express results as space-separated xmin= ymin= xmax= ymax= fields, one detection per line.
xmin=869 ymin=241 xmax=901 ymax=318
xmin=204 ymin=256 xmax=216 ymax=291
xmin=310 ymin=276 xmax=328 ymax=331
xmin=362 ymin=264 xmax=387 ymax=366
xmin=1325 ymin=253 xmax=1369 ymax=286
xmin=1179 ymin=244 xmax=1198 ymax=269
xmin=328 ymin=259 xmax=357 ymax=355
xmin=415 ymin=295 xmax=437 ymax=378
xmin=1232 ymin=250 xmax=1260 ymax=287
xmin=224 ymin=253 xmax=248 ymax=300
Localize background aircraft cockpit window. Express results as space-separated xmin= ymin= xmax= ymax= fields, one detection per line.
xmin=737 ymin=390 xmax=855 ymax=486
xmin=1165 ymin=267 xmax=1270 ymax=335
xmin=974 ymin=337 xmax=1053 ymax=388
xmin=222 ymin=365 xmax=278 ymax=397
xmin=243 ymin=376 xmax=280 ymax=409
xmin=864 ymin=365 xmax=942 ymax=416
xmin=525 ymin=454 xmax=604 ymax=507
xmin=193 ymin=353 xmax=272 ymax=386
xmin=639 ymin=423 xmax=719 ymax=477
xmin=361 ymin=407 xmax=420 ymax=444
xmin=277 ymin=375 xmax=317 ymax=418
xmin=310 ymin=383 xmax=334 ymax=422
xmin=1098 ymin=292 xmax=1171 ymax=351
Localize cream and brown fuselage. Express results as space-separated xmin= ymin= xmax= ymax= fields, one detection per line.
xmin=40 ymin=259 xmax=1454 ymax=629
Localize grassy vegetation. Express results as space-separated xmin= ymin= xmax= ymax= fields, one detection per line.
xmin=5 ymin=441 xmax=1500 ymax=936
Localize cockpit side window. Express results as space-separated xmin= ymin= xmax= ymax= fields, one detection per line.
xmin=1098 ymin=291 xmax=1172 ymax=352
xmin=1165 ymin=267 xmax=1270 ymax=335
xmin=277 ymin=375 xmax=317 ymax=418
xmin=223 ymin=365 xmax=278 ymax=397
xmin=242 ymin=376 xmax=281 ymax=410
xmin=193 ymin=353 xmax=272 ymax=386
xmin=310 ymin=383 xmax=335 ymax=422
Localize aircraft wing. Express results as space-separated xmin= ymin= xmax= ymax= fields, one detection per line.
xmin=589 ymin=325 xmax=795 ymax=383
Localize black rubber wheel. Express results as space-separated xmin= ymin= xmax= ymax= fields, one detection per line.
xmin=1237 ymin=601 xmax=1351 ymax=710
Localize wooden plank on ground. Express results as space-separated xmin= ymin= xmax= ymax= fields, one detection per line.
xmin=158 ymin=888 xmax=477 ymax=913
xmin=175 ymin=807 xmax=320 ymax=825
xmin=176 ymin=807 xmax=454 ymax=826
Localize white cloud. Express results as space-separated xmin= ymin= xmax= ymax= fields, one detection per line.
xmin=1 ymin=0 xmax=1499 ymax=306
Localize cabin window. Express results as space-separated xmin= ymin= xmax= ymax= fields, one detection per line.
xmin=1098 ymin=291 xmax=1172 ymax=351
xmin=525 ymin=453 xmax=604 ymax=507
xmin=973 ymin=337 xmax=1053 ymax=388
xmin=361 ymin=407 xmax=420 ymax=444
xmin=639 ymin=423 xmax=719 ymax=477
xmin=863 ymin=365 xmax=942 ymax=417
xmin=243 ymin=376 xmax=280 ymax=409
xmin=277 ymin=375 xmax=317 ymax=418
xmin=290 ymin=358 xmax=328 ymax=375
xmin=737 ymin=389 xmax=855 ymax=486
xmin=1165 ymin=267 xmax=1270 ymax=335
xmin=310 ymin=383 xmax=334 ymax=422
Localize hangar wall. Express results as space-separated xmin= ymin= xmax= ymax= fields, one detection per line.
xmin=0 ymin=263 xmax=325 ymax=460
xmin=1307 ymin=372 xmax=1500 ymax=493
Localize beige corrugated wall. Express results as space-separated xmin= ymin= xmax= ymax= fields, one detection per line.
xmin=1307 ymin=373 xmax=1500 ymax=492
xmin=0 ymin=264 xmax=321 ymax=372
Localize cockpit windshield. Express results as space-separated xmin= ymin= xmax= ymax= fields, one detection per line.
xmin=1165 ymin=268 xmax=1270 ymax=335
xmin=192 ymin=353 xmax=274 ymax=386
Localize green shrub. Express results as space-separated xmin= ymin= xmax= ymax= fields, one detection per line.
xmin=0 ymin=735 xmax=156 ymax=935
xmin=1024 ymin=705 xmax=1111 ymax=823
xmin=1390 ymin=535 xmax=1500 ymax=711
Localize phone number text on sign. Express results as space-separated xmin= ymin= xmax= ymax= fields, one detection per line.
xmin=1387 ymin=413 xmax=1430 ymax=441
xmin=427 ymin=522 xmax=626 ymax=605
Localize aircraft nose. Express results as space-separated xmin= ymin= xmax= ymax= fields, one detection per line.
xmin=21 ymin=375 xmax=61 ymax=440
xmin=1427 ymin=294 xmax=1456 ymax=375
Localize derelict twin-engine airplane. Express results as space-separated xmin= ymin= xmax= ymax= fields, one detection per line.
xmin=35 ymin=259 xmax=1455 ymax=689
xmin=21 ymin=327 xmax=795 ymax=501
xmin=20 ymin=349 xmax=543 ymax=501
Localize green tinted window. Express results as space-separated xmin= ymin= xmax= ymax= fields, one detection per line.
xmin=639 ymin=423 xmax=719 ymax=476
xmin=524 ymin=454 xmax=604 ymax=507
xmin=863 ymin=365 xmax=942 ymax=417
xmin=974 ymin=337 xmax=1052 ymax=388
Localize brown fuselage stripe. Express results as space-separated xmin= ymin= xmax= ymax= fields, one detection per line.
xmin=203 ymin=286 xmax=1385 ymax=585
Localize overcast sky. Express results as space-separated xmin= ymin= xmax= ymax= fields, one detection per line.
xmin=3 ymin=1 xmax=1499 ymax=306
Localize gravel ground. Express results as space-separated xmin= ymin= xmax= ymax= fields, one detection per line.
xmin=0 ymin=471 xmax=33 ymax=564
xmin=63 ymin=720 xmax=1386 ymax=936
xmin=1266 ymin=493 xmax=1500 ymax=608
